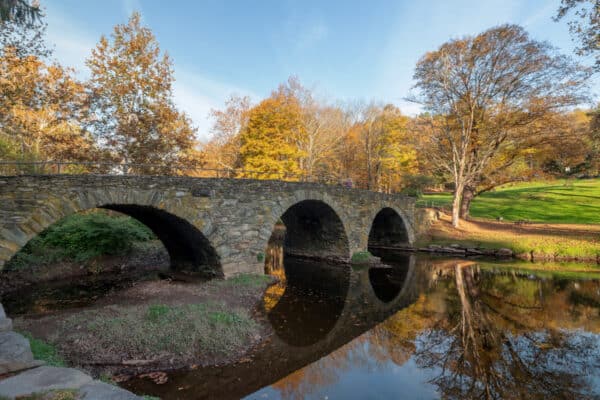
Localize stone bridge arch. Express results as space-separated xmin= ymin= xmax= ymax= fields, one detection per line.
xmin=0 ymin=183 xmax=223 ymax=277
xmin=259 ymin=190 xmax=354 ymax=262
xmin=0 ymin=176 xmax=421 ymax=277
xmin=365 ymin=205 xmax=416 ymax=257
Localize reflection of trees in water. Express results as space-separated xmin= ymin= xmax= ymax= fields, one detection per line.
xmin=268 ymin=262 xmax=600 ymax=400
xmin=415 ymin=265 xmax=600 ymax=400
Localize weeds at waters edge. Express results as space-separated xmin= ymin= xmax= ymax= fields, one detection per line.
xmin=61 ymin=302 xmax=260 ymax=359
xmin=19 ymin=332 xmax=66 ymax=367
xmin=351 ymin=251 xmax=374 ymax=263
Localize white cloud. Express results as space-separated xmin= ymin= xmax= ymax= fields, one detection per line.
xmin=173 ymin=69 xmax=257 ymax=140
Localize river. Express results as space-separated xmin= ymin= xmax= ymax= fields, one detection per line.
xmin=115 ymin=253 xmax=600 ymax=399
xmin=3 ymin=251 xmax=600 ymax=399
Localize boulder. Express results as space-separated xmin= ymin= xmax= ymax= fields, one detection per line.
xmin=80 ymin=381 xmax=142 ymax=399
xmin=0 ymin=318 xmax=13 ymax=333
xmin=496 ymin=248 xmax=514 ymax=257
xmin=0 ymin=366 xmax=93 ymax=398
xmin=0 ymin=331 xmax=43 ymax=374
xmin=466 ymin=248 xmax=484 ymax=256
xmin=0 ymin=303 xmax=14 ymax=333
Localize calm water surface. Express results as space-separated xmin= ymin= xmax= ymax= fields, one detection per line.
xmin=122 ymin=254 xmax=600 ymax=400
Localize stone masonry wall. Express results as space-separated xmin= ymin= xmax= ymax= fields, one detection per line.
xmin=0 ymin=175 xmax=417 ymax=277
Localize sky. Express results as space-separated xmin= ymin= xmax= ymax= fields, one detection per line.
xmin=41 ymin=0 xmax=599 ymax=140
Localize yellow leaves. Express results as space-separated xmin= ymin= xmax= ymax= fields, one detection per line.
xmin=239 ymin=92 xmax=307 ymax=179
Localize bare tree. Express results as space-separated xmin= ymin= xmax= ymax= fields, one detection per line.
xmin=411 ymin=24 xmax=589 ymax=227
xmin=555 ymin=0 xmax=600 ymax=72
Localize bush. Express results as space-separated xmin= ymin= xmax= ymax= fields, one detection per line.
xmin=7 ymin=211 xmax=155 ymax=268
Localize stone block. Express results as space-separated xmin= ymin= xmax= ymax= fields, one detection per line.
xmin=0 ymin=331 xmax=42 ymax=375
xmin=80 ymin=381 xmax=142 ymax=399
xmin=0 ymin=318 xmax=13 ymax=333
xmin=0 ymin=366 xmax=93 ymax=398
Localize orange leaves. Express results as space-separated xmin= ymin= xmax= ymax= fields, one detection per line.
xmin=85 ymin=12 xmax=198 ymax=173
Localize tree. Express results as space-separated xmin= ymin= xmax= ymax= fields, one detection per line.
xmin=0 ymin=45 xmax=96 ymax=168
xmin=0 ymin=3 xmax=49 ymax=58
xmin=0 ymin=0 xmax=39 ymax=26
xmin=555 ymin=0 xmax=600 ymax=72
xmin=204 ymin=94 xmax=252 ymax=173
xmin=343 ymin=103 xmax=418 ymax=191
xmin=277 ymin=77 xmax=348 ymax=180
xmin=238 ymin=90 xmax=306 ymax=179
xmin=412 ymin=24 xmax=589 ymax=227
xmin=86 ymin=12 xmax=198 ymax=174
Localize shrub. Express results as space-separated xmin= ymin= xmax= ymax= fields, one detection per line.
xmin=6 ymin=211 xmax=155 ymax=268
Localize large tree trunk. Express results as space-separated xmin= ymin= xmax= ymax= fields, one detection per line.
xmin=451 ymin=186 xmax=463 ymax=228
xmin=459 ymin=185 xmax=475 ymax=220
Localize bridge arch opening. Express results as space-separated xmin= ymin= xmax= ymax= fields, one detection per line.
xmin=3 ymin=205 xmax=222 ymax=278
xmin=101 ymin=205 xmax=222 ymax=277
xmin=278 ymin=199 xmax=350 ymax=261
xmin=368 ymin=207 xmax=410 ymax=258
xmin=262 ymin=200 xmax=351 ymax=346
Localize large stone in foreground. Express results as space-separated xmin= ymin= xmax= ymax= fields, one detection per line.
xmin=0 ymin=366 xmax=93 ymax=398
xmin=80 ymin=381 xmax=142 ymax=399
xmin=0 ymin=318 xmax=13 ymax=333
xmin=0 ymin=331 xmax=42 ymax=374
xmin=0 ymin=304 xmax=12 ymax=333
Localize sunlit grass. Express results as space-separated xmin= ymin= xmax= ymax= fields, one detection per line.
xmin=418 ymin=178 xmax=600 ymax=224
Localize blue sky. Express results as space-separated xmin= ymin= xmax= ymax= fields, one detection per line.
xmin=42 ymin=0 xmax=598 ymax=139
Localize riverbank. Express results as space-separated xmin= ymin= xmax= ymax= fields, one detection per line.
xmin=10 ymin=272 xmax=275 ymax=382
xmin=418 ymin=212 xmax=600 ymax=264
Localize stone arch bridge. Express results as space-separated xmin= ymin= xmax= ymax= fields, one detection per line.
xmin=0 ymin=175 xmax=423 ymax=277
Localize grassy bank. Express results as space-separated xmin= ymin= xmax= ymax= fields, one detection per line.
xmin=14 ymin=273 xmax=274 ymax=376
xmin=416 ymin=179 xmax=600 ymax=261
xmin=420 ymin=213 xmax=600 ymax=262
xmin=418 ymin=178 xmax=600 ymax=224
xmin=6 ymin=211 xmax=155 ymax=270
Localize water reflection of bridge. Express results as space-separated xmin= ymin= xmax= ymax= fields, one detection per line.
xmin=123 ymin=254 xmax=439 ymax=399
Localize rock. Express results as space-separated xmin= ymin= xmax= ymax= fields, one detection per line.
xmin=515 ymin=252 xmax=532 ymax=261
xmin=496 ymin=248 xmax=514 ymax=257
xmin=0 ymin=317 xmax=13 ymax=333
xmin=0 ymin=303 xmax=6 ymax=319
xmin=0 ymin=331 xmax=43 ymax=374
xmin=441 ymin=247 xmax=466 ymax=254
xmin=427 ymin=244 xmax=442 ymax=249
xmin=449 ymin=243 xmax=462 ymax=248
xmin=466 ymin=248 xmax=484 ymax=255
xmin=80 ymin=381 xmax=142 ymax=400
xmin=0 ymin=366 xmax=93 ymax=398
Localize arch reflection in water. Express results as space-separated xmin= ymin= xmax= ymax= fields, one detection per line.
xmin=264 ymin=256 xmax=351 ymax=347
xmin=368 ymin=254 xmax=412 ymax=303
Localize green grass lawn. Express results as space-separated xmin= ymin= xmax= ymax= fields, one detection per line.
xmin=418 ymin=178 xmax=600 ymax=224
